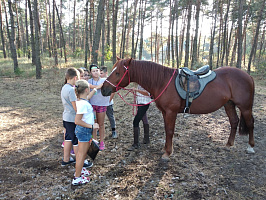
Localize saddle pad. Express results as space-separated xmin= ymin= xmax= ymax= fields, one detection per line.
xmin=175 ymin=71 xmax=217 ymax=100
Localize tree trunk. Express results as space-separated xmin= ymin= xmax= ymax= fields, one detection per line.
xmin=131 ymin=0 xmax=138 ymax=58
xmin=134 ymin=0 xmax=141 ymax=58
xmin=73 ymin=0 xmax=76 ymax=53
xmin=55 ymin=1 xmax=67 ymax=63
xmin=230 ymin=27 xmax=238 ymax=66
xmin=112 ymin=0 xmax=118 ymax=64
xmin=167 ymin=0 xmax=172 ymax=65
xmin=175 ymin=0 xmax=179 ymax=68
xmin=179 ymin=11 xmax=186 ymax=66
xmin=84 ymin=0 xmax=89 ymax=68
xmin=89 ymin=0 xmax=94 ymax=59
xmin=52 ymin=0 xmax=58 ymax=66
xmin=106 ymin=0 xmax=110 ymax=47
xmin=258 ymin=26 xmax=265 ymax=60
xmin=33 ymin=0 xmax=41 ymax=78
xmin=101 ymin=4 xmax=105 ymax=66
xmin=0 ymin=2 xmax=6 ymax=58
xmin=119 ymin=3 xmax=125 ymax=58
xmin=28 ymin=0 xmax=36 ymax=65
xmin=139 ymin=0 xmax=147 ymax=60
xmin=7 ymin=0 xmax=18 ymax=72
xmin=184 ymin=0 xmax=192 ymax=68
xmin=92 ymin=0 xmax=105 ymax=64
xmin=236 ymin=0 xmax=243 ymax=68
xmin=151 ymin=11 xmax=153 ymax=61
xmin=248 ymin=0 xmax=265 ymax=73
xmin=191 ymin=0 xmax=201 ymax=68
xmin=226 ymin=20 xmax=234 ymax=65
xmin=209 ymin=1 xmax=217 ymax=70
xmin=15 ymin=1 xmax=21 ymax=57
xmin=45 ymin=0 xmax=51 ymax=57
xmin=221 ymin=0 xmax=231 ymax=66
xmin=122 ymin=0 xmax=128 ymax=58
xmin=155 ymin=9 xmax=158 ymax=62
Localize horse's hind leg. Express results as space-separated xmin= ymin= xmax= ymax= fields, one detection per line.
xmin=239 ymin=110 xmax=255 ymax=147
xmin=224 ymin=101 xmax=239 ymax=146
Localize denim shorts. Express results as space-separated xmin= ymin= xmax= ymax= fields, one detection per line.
xmin=75 ymin=125 xmax=93 ymax=142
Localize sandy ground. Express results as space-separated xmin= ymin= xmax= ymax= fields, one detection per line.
xmin=0 ymin=68 xmax=265 ymax=200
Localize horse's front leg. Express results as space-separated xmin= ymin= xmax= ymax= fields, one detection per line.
xmin=161 ymin=110 xmax=177 ymax=160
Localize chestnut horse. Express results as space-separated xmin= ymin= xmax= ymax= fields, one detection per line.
xmin=101 ymin=58 xmax=255 ymax=160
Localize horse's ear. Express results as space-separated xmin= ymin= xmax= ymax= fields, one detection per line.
xmin=125 ymin=58 xmax=133 ymax=67
xmin=116 ymin=56 xmax=121 ymax=61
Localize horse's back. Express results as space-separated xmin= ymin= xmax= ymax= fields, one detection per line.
xmin=214 ymin=67 xmax=254 ymax=106
xmin=190 ymin=67 xmax=254 ymax=114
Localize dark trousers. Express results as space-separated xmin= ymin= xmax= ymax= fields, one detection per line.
xmin=133 ymin=104 xmax=149 ymax=127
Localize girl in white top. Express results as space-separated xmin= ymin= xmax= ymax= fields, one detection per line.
xmin=72 ymin=80 xmax=101 ymax=186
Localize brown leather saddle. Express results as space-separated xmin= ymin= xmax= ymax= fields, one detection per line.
xmin=176 ymin=65 xmax=216 ymax=113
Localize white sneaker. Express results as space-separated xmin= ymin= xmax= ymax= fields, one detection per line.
xmin=72 ymin=175 xmax=90 ymax=185
xmin=74 ymin=167 xmax=91 ymax=177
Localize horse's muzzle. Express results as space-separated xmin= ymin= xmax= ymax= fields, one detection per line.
xmin=101 ymin=86 xmax=112 ymax=96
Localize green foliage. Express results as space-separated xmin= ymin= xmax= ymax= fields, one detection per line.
xmin=73 ymin=48 xmax=84 ymax=58
xmin=105 ymin=45 xmax=112 ymax=61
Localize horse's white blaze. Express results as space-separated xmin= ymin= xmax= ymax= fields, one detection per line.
xmin=108 ymin=67 xmax=117 ymax=76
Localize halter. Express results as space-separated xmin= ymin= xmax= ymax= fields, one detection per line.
xmin=104 ymin=65 xmax=130 ymax=92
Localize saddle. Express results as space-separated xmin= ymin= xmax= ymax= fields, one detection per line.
xmin=175 ymin=65 xmax=216 ymax=113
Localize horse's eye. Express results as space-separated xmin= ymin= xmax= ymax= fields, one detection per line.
xmin=116 ymin=72 xmax=119 ymax=76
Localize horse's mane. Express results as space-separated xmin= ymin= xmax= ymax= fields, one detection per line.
xmin=128 ymin=59 xmax=176 ymax=90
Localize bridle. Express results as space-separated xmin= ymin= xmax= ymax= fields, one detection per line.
xmin=104 ymin=65 xmax=130 ymax=92
xmin=104 ymin=65 xmax=177 ymax=110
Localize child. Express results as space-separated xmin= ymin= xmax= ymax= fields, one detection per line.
xmin=100 ymin=66 xmax=118 ymax=138
xmin=72 ymin=80 xmax=100 ymax=185
xmin=128 ymin=85 xmax=151 ymax=151
xmin=88 ymin=64 xmax=110 ymax=150
xmin=61 ymin=68 xmax=92 ymax=167
xmin=61 ymin=68 xmax=80 ymax=166
xmin=78 ymin=67 xmax=90 ymax=81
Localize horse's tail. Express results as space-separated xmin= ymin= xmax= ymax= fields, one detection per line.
xmin=239 ymin=114 xmax=249 ymax=135
xmin=239 ymin=76 xmax=255 ymax=136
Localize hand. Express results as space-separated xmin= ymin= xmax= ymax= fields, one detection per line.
xmin=96 ymin=83 xmax=103 ymax=90
xmin=93 ymin=123 xmax=99 ymax=129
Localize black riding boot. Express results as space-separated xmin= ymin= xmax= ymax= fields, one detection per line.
xmin=143 ymin=124 xmax=150 ymax=144
xmin=127 ymin=127 xmax=140 ymax=151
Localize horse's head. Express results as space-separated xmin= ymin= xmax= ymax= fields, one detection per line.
xmin=101 ymin=57 xmax=133 ymax=96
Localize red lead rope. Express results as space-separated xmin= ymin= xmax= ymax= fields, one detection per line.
xmin=115 ymin=69 xmax=177 ymax=115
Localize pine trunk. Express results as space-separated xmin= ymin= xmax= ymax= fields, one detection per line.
xmin=0 ymin=3 xmax=6 ymax=58
xmin=33 ymin=0 xmax=42 ymax=78
xmin=92 ymin=0 xmax=105 ymax=64
xmin=52 ymin=0 xmax=58 ymax=66
xmin=7 ymin=0 xmax=18 ymax=72
xmin=184 ymin=0 xmax=192 ymax=68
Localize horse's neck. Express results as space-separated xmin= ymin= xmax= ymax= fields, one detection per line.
xmin=129 ymin=61 xmax=156 ymax=94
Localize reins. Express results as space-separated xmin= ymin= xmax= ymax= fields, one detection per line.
xmin=106 ymin=66 xmax=177 ymax=112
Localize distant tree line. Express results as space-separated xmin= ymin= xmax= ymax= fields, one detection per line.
xmin=0 ymin=0 xmax=265 ymax=78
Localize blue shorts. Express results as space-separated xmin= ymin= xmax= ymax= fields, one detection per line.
xmin=63 ymin=121 xmax=78 ymax=146
xmin=75 ymin=125 xmax=93 ymax=142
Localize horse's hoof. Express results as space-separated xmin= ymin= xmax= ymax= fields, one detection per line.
xmin=161 ymin=154 xmax=170 ymax=161
xmin=226 ymin=142 xmax=233 ymax=147
xmin=246 ymin=146 xmax=255 ymax=154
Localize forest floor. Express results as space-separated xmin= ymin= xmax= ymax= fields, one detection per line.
xmin=0 ymin=67 xmax=265 ymax=200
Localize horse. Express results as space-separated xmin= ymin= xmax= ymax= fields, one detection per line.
xmin=101 ymin=58 xmax=255 ymax=160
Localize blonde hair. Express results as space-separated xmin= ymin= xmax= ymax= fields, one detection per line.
xmin=75 ymin=80 xmax=90 ymax=98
